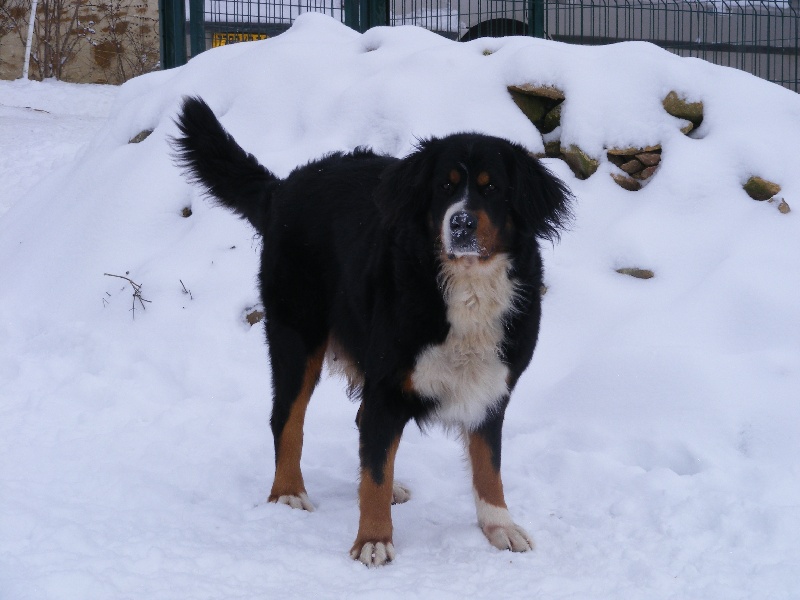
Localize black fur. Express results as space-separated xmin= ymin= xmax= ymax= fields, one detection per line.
xmin=173 ymin=97 xmax=277 ymax=228
xmin=172 ymin=96 xmax=572 ymax=560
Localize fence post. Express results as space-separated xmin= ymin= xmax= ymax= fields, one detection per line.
xmin=344 ymin=0 xmax=361 ymax=30
xmin=345 ymin=0 xmax=387 ymax=32
xmin=159 ymin=0 xmax=187 ymax=68
xmin=531 ymin=0 xmax=545 ymax=37
xmin=367 ymin=0 xmax=388 ymax=29
xmin=189 ymin=0 xmax=205 ymax=57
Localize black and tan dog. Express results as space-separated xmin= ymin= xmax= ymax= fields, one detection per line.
xmin=173 ymin=97 xmax=572 ymax=566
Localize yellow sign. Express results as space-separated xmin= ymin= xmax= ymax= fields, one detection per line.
xmin=212 ymin=32 xmax=270 ymax=47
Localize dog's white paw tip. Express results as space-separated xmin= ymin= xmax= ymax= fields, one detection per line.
xmin=273 ymin=493 xmax=315 ymax=512
xmin=351 ymin=541 xmax=396 ymax=567
xmin=483 ymin=523 xmax=534 ymax=553
xmin=391 ymin=481 xmax=412 ymax=505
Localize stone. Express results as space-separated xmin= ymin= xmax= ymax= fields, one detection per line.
xmin=508 ymin=84 xmax=565 ymax=132
xmin=633 ymin=165 xmax=658 ymax=180
xmin=181 ymin=206 xmax=192 ymax=218
xmin=616 ymin=267 xmax=654 ymax=279
xmin=769 ymin=197 xmax=792 ymax=214
xmin=620 ymin=159 xmax=644 ymax=174
xmin=544 ymin=140 xmax=562 ymax=158
xmin=508 ymin=83 xmax=565 ymax=101
xmin=246 ymin=309 xmax=265 ymax=326
xmin=663 ymin=91 xmax=704 ymax=127
xmin=607 ymin=144 xmax=661 ymax=156
xmin=611 ymin=173 xmax=642 ymax=191
xmin=129 ymin=129 xmax=153 ymax=144
xmin=562 ymin=145 xmax=599 ymax=180
xmin=635 ymin=152 xmax=661 ymax=166
xmin=541 ymin=104 xmax=562 ymax=134
xmin=743 ymin=176 xmax=781 ymax=201
xmin=607 ymin=147 xmax=660 ymax=186
xmin=509 ymin=91 xmax=550 ymax=124
xmin=607 ymin=154 xmax=628 ymax=168
xmin=540 ymin=284 xmax=548 ymax=297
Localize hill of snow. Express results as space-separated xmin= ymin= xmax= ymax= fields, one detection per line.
xmin=1 ymin=13 xmax=799 ymax=599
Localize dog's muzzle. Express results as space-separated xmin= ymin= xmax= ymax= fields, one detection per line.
xmin=449 ymin=210 xmax=478 ymax=248
xmin=444 ymin=203 xmax=481 ymax=257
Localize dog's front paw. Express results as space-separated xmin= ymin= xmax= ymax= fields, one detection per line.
xmin=350 ymin=539 xmax=396 ymax=567
xmin=482 ymin=522 xmax=533 ymax=552
xmin=476 ymin=501 xmax=533 ymax=552
xmin=269 ymin=492 xmax=315 ymax=512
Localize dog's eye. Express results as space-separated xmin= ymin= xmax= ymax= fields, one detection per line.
xmin=442 ymin=182 xmax=454 ymax=192
xmin=485 ymin=183 xmax=496 ymax=192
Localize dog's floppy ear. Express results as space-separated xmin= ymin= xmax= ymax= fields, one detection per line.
xmin=508 ymin=146 xmax=574 ymax=242
xmin=374 ymin=140 xmax=437 ymax=229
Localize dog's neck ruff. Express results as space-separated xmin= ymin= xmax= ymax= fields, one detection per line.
xmin=411 ymin=254 xmax=517 ymax=429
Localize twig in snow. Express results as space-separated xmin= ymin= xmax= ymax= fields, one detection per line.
xmin=104 ymin=272 xmax=151 ymax=319
xmin=180 ymin=279 xmax=193 ymax=300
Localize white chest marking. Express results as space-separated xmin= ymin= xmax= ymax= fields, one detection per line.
xmin=411 ymin=255 xmax=517 ymax=429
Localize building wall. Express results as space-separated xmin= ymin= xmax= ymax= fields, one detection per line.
xmin=1 ymin=0 xmax=160 ymax=83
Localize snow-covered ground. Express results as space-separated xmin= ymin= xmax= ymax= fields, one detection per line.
xmin=1 ymin=14 xmax=799 ymax=599
xmin=0 ymin=81 xmax=118 ymax=219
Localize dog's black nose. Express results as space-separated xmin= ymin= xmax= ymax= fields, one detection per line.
xmin=449 ymin=211 xmax=477 ymax=239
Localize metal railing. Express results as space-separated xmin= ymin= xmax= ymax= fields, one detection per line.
xmin=545 ymin=0 xmax=799 ymax=91
xmin=203 ymin=0 xmax=343 ymax=32
xmin=161 ymin=0 xmax=799 ymax=92
xmin=388 ymin=0 xmax=542 ymax=38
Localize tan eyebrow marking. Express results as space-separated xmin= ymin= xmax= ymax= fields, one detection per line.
xmin=477 ymin=171 xmax=491 ymax=186
xmin=449 ymin=169 xmax=461 ymax=185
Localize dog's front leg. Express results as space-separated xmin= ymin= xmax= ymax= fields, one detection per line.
xmin=350 ymin=393 xmax=410 ymax=567
xmin=465 ymin=404 xmax=533 ymax=553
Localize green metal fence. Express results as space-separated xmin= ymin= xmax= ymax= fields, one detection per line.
xmin=545 ymin=0 xmax=799 ymax=92
xmin=160 ymin=0 xmax=799 ymax=92
xmin=387 ymin=0 xmax=544 ymax=39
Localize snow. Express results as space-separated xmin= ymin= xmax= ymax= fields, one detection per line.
xmin=0 ymin=80 xmax=118 ymax=219
xmin=1 ymin=12 xmax=799 ymax=598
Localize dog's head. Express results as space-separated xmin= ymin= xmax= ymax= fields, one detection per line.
xmin=376 ymin=134 xmax=573 ymax=263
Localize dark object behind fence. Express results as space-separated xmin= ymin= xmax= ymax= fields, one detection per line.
xmin=159 ymin=0 xmax=798 ymax=91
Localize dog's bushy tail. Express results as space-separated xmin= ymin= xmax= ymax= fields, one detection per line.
xmin=172 ymin=96 xmax=277 ymax=231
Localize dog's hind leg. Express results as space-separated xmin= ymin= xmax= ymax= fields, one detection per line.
xmin=266 ymin=324 xmax=326 ymax=512
xmin=354 ymin=402 xmax=412 ymax=506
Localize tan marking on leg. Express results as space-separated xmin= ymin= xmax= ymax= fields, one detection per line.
xmin=467 ymin=430 xmax=506 ymax=508
xmin=466 ymin=431 xmax=533 ymax=552
xmin=351 ymin=434 xmax=402 ymax=566
xmin=268 ymin=344 xmax=326 ymax=508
